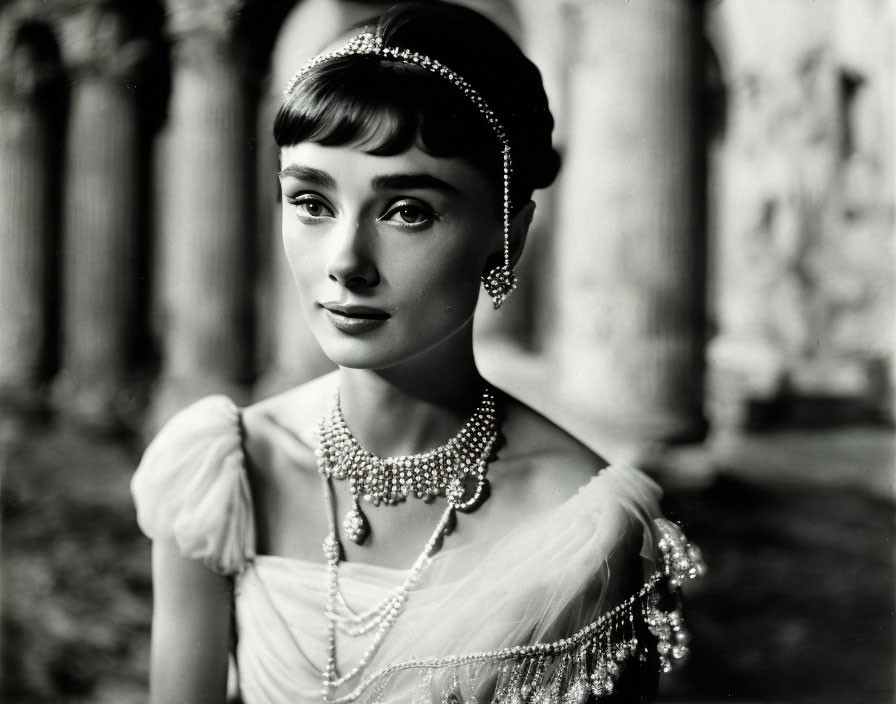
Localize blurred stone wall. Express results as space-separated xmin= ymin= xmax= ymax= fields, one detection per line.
xmin=706 ymin=0 xmax=895 ymax=424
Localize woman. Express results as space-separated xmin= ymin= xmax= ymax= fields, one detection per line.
xmin=132 ymin=3 xmax=704 ymax=703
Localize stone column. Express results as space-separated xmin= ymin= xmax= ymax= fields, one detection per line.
xmin=151 ymin=9 xmax=256 ymax=425
xmin=54 ymin=6 xmax=150 ymax=428
xmin=892 ymin=0 xmax=896 ymax=424
xmin=552 ymin=0 xmax=707 ymax=443
xmin=0 ymin=22 xmax=63 ymax=414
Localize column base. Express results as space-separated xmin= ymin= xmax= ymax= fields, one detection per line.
xmin=551 ymin=397 xmax=708 ymax=466
xmin=50 ymin=370 xmax=130 ymax=434
xmin=146 ymin=373 xmax=252 ymax=437
xmin=252 ymin=360 xmax=336 ymax=403
xmin=0 ymin=382 xmax=51 ymax=423
xmin=588 ymin=408 xmax=709 ymax=447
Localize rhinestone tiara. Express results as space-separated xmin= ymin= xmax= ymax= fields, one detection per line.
xmin=282 ymin=31 xmax=517 ymax=308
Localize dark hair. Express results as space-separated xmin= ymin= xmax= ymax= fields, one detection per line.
xmin=274 ymin=1 xmax=560 ymax=212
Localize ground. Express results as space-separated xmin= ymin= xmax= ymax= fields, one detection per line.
xmin=1 ymin=416 xmax=893 ymax=703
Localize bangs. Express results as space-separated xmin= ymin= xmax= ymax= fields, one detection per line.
xmin=274 ymin=56 xmax=501 ymax=178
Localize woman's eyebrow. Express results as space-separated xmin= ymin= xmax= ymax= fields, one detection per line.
xmin=277 ymin=164 xmax=335 ymax=188
xmin=371 ymin=174 xmax=461 ymax=195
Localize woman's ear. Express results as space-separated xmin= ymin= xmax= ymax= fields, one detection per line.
xmin=482 ymin=201 xmax=536 ymax=276
xmin=508 ymin=200 xmax=536 ymax=268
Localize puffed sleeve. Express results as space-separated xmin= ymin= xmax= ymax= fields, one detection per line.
xmin=131 ymin=395 xmax=256 ymax=575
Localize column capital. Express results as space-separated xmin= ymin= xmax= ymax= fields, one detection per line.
xmin=164 ymin=0 xmax=252 ymax=69
xmin=0 ymin=19 xmax=63 ymax=103
xmin=71 ymin=5 xmax=153 ymax=83
xmin=165 ymin=0 xmax=246 ymax=37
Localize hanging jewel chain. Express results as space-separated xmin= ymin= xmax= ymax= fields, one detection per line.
xmin=315 ymin=387 xmax=498 ymax=544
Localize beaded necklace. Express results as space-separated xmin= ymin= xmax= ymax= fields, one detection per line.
xmin=316 ymin=387 xmax=497 ymax=544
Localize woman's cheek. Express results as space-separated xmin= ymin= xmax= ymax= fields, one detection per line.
xmin=283 ymin=248 xmax=320 ymax=309
xmin=419 ymin=269 xmax=482 ymax=319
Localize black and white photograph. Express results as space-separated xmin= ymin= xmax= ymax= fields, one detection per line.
xmin=0 ymin=1 xmax=893 ymax=702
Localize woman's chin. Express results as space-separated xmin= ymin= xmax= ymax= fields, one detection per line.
xmin=309 ymin=312 xmax=474 ymax=372
xmin=315 ymin=337 xmax=403 ymax=372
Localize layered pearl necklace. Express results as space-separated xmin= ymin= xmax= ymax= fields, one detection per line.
xmin=316 ymin=387 xmax=499 ymax=702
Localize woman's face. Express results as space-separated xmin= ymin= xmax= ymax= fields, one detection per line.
xmin=278 ymin=141 xmax=501 ymax=371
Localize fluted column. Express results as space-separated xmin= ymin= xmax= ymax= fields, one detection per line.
xmin=892 ymin=0 xmax=896 ymax=424
xmin=55 ymin=6 xmax=149 ymax=427
xmin=0 ymin=23 xmax=62 ymax=413
xmin=152 ymin=10 xmax=255 ymax=424
xmin=552 ymin=0 xmax=707 ymax=442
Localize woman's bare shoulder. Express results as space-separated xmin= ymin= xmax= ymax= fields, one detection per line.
xmin=237 ymin=374 xmax=342 ymax=556
xmin=243 ymin=372 xmax=338 ymax=436
xmin=498 ymin=392 xmax=610 ymax=506
xmin=239 ymin=372 xmax=339 ymax=478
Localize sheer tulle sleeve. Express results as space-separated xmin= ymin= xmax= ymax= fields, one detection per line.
xmin=131 ymin=395 xmax=256 ymax=575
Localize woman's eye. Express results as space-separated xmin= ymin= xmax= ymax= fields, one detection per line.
xmin=380 ymin=200 xmax=436 ymax=229
xmin=289 ymin=195 xmax=334 ymax=220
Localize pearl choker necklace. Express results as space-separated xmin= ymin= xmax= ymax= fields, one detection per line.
xmin=315 ymin=387 xmax=498 ymax=544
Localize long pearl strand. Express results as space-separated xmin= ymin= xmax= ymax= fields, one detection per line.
xmin=321 ymin=475 xmax=457 ymax=700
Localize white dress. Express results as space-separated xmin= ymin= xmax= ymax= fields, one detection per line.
xmin=132 ymin=396 xmax=704 ymax=704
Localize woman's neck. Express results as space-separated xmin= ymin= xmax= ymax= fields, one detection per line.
xmin=336 ymin=338 xmax=486 ymax=458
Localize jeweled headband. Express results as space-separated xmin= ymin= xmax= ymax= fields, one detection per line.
xmin=283 ymin=31 xmax=517 ymax=308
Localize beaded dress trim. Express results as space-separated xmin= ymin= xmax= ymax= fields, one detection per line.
xmin=325 ymin=518 xmax=705 ymax=703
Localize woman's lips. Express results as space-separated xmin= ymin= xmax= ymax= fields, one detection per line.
xmin=320 ymin=303 xmax=390 ymax=334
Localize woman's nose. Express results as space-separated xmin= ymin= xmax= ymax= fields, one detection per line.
xmin=325 ymin=221 xmax=379 ymax=289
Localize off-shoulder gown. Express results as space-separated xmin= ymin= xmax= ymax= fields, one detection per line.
xmin=132 ymin=396 xmax=704 ymax=704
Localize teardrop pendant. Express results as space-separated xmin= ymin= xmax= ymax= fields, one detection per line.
xmin=343 ymin=498 xmax=369 ymax=545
